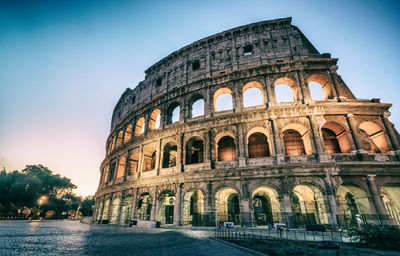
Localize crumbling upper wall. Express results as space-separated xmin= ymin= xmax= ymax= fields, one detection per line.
xmin=110 ymin=17 xmax=327 ymax=129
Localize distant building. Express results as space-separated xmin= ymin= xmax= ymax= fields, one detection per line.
xmin=94 ymin=17 xmax=400 ymax=227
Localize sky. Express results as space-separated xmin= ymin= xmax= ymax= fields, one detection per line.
xmin=0 ymin=0 xmax=399 ymax=196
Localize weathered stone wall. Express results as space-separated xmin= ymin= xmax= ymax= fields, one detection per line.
xmin=95 ymin=17 xmax=400 ymax=228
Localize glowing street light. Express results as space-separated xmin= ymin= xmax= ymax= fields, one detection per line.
xmin=37 ymin=195 xmax=48 ymax=206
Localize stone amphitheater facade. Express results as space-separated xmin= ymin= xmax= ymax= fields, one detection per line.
xmin=94 ymin=17 xmax=400 ymax=228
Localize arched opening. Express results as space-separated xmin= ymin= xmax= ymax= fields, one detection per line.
xmin=167 ymin=103 xmax=180 ymax=124
xmin=162 ymin=142 xmax=177 ymax=168
xmin=337 ymin=185 xmax=373 ymax=226
xmin=109 ymin=196 xmax=121 ymax=224
xmin=307 ymin=74 xmax=334 ymax=99
xmin=102 ymin=166 xmax=109 ymax=184
xmin=217 ymin=136 xmax=236 ymax=161
xmin=96 ymin=200 xmax=104 ymax=221
xmin=291 ymin=184 xmax=328 ymax=226
xmin=156 ymin=191 xmax=175 ymax=225
xmin=189 ymin=95 xmax=205 ymax=118
xmin=137 ymin=193 xmax=152 ymax=220
xmin=248 ymin=132 xmax=270 ymax=158
xmin=381 ymin=184 xmax=400 ymax=225
xmin=215 ymin=187 xmax=240 ymax=225
xmin=148 ymin=109 xmax=161 ymax=131
xmin=135 ymin=117 xmax=145 ymax=136
xmin=109 ymin=136 xmax=116 ymax=152
xmin=116 ymin=157 xmax=126 ymax=179
xmin=116 ymin=130 xmax=123 ymax=148
xmin=183 ymin=189 xmax=205 ymax=226
xmin=120 ymin=194 xmax=133 ymax=224
xmin=214 ymin=88 xmax=233 ymax=112
xmin=108 ymin=161 xmax=116 ymax=182
xmin=252 ymin=186 xmax=281 ymax=226
xmin=359 ymin=121 xmax=389 ymax=153
xmin=243 ymin=82 xmax=264 ymax=108
xmin=142 ymin=146 xmax=156 ymax=172
xmin=127 ymin=151 xmax=139 ymax=176
xmin=274 ymin=77 xmax=297 ymax=103
xmin=309 ymin=82 xmax=326 ymax=100
xmin=186 ymin=136 xmax=204 ymax=164
xmin=124 ymin=124 xmax=133 ymax=143
xmin=322 ymin=122 xmax=351 ymax=153
xmin=101 ymin=198 xmax=110 ymax=221
xmin=283 ymin=129 xmax=306 ymax=156
xmin=322 ymin=128 xmax=341 ymax=153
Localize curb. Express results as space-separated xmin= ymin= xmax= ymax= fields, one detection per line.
xmin=210 ymin=237 xmax=268 ymax=256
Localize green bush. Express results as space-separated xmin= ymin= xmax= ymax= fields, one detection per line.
xmin=346 ymin=223 xmax=400 ymax=250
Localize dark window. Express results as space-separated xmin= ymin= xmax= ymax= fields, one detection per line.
xmin=156 ymin=78 xmax=162 ymax=87
xmin=283 ymin=129 xmax=305 ymax=156
xmin=192 ymin=60 xmax=200 ymax=71
xmin=131 ymin=96 xmax=136 ymax=104
xmin=243 ymin=45 xmax=253 ymax=56
xmin=248 ymin=133 xmax=270 ymax=158
xmin=218 ymin=136 xmax=236 ymax=161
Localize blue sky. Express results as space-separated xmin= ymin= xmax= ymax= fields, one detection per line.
xmin=0 ymin=0 xmax=399 ymax=196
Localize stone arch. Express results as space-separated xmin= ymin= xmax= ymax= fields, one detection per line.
xmin=116 ymin=130 xmax=123 ymax=147
xmin=307 ymin=73 xmax=334 ymax=100
xmin=127 ymin=150 xmax=139 ymax=176
xmin=142 ymin=145 xmax=156 ymax=172
xmin=182 ymin=189 xmax=205 ymax=226
xmin=162 ymin=141 xmax=177 ymax=168
xmin=188 ymin=94 xmax=205 ymax=118
xmin=337 ymin=184 xmax=373 ymax=226
xmin=135 ymin=117 xmax=146 ymax=136
xmin=282 ymin=123 xmax=312 ymax=155
xmin=246 ymin=128 xmax=271 ymax=158
xmin=109 ymin=195 xmax=121 ymax=224
xmin=136 ymin=192 xmax=152 ymax=220
xmin=124 ymin=124 xmax=133 ymax=142
xmin=101 ymin=197 xmax=111 ymax=221
xmin=273 ymin=77 xmax=299 ymax=103
xmin=156 ymin=190 xmax=176 ymax=225
xmin=380 ymin=183 xmax=400 ymax=225
xmin=291 ymin=184 xmax=328 ymax=225
xmin=213 ymin=87 xmax=233 ymax=111
xmin=185 ymin=136 xmax=204 ymax=165
xmin=321 ymin=121 xmax=352 ymax=153
xmin=166 ymin=102 xmax=180 ymax=124
xmin=358 ymin=121 xmax=389 ymax=153
xmin=120 ymin=193 xmax=133 ymax=224
xmin=251 ymin=185 xmax=281 ymax=225
xmin=116 ymin=156 xmax=126 ymax=179
xmin=215 ymin=186 xmax=241 ymax=225
xmin=148 ymin=109 xmax=161 ymax=131
xmin=243 ymin=81 xmax=265 ymax=107
xmin=215 ymin=132 xmax=237 ymax=161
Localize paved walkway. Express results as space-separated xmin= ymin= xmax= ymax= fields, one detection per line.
xmin=0 ymin=221 xmax=256 ymax=256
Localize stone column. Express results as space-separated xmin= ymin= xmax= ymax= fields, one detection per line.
xmin=239 ymin=181 xmax=253 ymax=227
xmin=345 ymin=113 xmax=364 ymax=151
xmin=131 ymin=188 xmax=138 ymax=220
xmin=116 ymin=193 xmax=124 ymax=225
xmin=266 ymin=76 xmax=277 ymax=105
xmin=323 ymin=172 xmax=339 ymax=227
xmin=381 ymin=113 xmax=400 ymax=151
xmin=328 ymin=69 xmax=341 ymax=101
xmin=270 ymin=119 xmax=285 ymax=164
xmin=237 ymin=124 xmax=246 ymax=167
xmin=233 ymin=81 xmax=243 ymax=112
xmin=366 ymin=175 xmax=392 ymax=225
xmin=123 ymin=151 xmax=130 ymax=181
xmin=156 ymin=139 xmax=162 ymax=176
xmin=281 ymin=194 xmax=294 ymax=228
xmin=207 ymin=130 xmax=215 ymax=169
xmin=173 ymin=184 xmax=182 ymax=225
xmin=137 ymin=144 xmax=144 ymax=178
xmin=263 ymin=75 xmax=271 ymax=106
xmin=179 ymin=133 xmax=185 ymax=172
xmin=296 ymin=70 xmax=311 ymax=103
xmin=150 ymin=187 xmax=158 ymax=221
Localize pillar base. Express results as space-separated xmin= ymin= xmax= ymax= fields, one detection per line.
xmin=274 ymin=154 xmax=286 ymax=164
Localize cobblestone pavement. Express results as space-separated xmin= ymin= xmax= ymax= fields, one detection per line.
xmin=0 ymin=221 xmax=256 ymax=256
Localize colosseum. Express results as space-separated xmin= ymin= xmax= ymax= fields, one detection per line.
xmin=93 ymin=17 xmax=400 ymax=228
